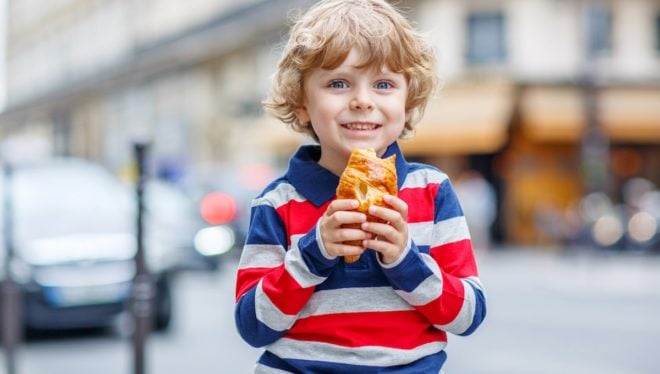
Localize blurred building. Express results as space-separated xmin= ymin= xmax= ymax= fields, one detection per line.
xmin=1 ymin=0 xmax=659 ymax=246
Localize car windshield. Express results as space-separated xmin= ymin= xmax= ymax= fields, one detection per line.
xmin=0 ymin=159 xmax=133 ymax=243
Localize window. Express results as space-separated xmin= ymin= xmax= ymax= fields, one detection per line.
xmin=586 ymin=5 xmax=612 ymax=58
xmin=466 ymin=11 xmax=507 ymax=65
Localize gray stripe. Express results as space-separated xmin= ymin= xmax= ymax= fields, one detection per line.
xmin=284 ymin=245 xmax=326 ymax=288
xmin=239 ymin=244 xmax=285 ymax=269
xmin=395 ymin=254 xmax=443 ymax=305
xmin=410 ymin=218 xmax=471 ymax=249
xmin=252 ymin=183 xmax=306 ymax=209
xmin=432 ymin=216 xmax=471 ymax=247
xmin=409 ymin=221 xmax=433 ymax=247
xmin=402 ymin=169 xmax=448 ymax=190
xmin=255 ymin=280 xmax=297 ymax=332
xmin=268 ymin=338 xmax=446 ymax=367
xmin=254 ymin=364 xmax=293 ymax=373
xmin=299 ymin=287 xmax=413 ymax=318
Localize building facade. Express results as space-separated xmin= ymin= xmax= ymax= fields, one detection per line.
xmin=2 ymin=0 xmax=659 ymax=246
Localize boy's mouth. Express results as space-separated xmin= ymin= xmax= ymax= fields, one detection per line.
xmin=341 ymin=122 xmax=381 ymax=131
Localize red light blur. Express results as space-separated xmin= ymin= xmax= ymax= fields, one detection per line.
xmin=200 ymin=192 xmax=237 ymax=225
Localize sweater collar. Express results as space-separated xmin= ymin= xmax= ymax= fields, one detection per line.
xmin=285 ymin=142 xmax=409 ymax=207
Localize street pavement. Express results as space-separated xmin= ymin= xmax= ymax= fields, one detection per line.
xmin=1 ymin=247 xmax=659 ymax=373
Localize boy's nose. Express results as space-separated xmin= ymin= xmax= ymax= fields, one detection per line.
xmin=349 ymin=91 xmax=374 ymax=111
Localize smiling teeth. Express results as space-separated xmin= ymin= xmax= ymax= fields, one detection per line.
xmin=343 ymin=123 xmax=379 ymax=130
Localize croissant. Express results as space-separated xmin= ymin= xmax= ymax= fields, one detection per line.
xmin=336 ymin=148 xmax=397 ymax=263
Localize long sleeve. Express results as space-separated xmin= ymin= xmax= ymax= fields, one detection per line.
xmin=381 ymin=172 xmax=487 ymax=336
xmin=234 ymin=183 xmax=339 ymax=347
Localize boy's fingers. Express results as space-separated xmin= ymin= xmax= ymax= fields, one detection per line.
xmin=361 ymin=221 xmax=396 ymax=241
xmin=326 ymin=199 xmax=359 ymax=215
xmin=367 ymin=205 xmax=401 ymax=226
xmin=328 ymin=211 xmax=366 ymax=227
xmin=338 ymin=228 xmax=373 ymax=243
xmin=362 ymin=238 xmax=389 ymax=252
xmin=383 ymin=195 xmax=408 ymax=219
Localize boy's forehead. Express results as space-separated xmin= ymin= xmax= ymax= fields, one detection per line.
xmin=319 ymin=48 xmax=395 ymax=73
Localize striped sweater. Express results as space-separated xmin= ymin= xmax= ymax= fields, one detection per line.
xmin=235 ymin=142 xmax=486 ymax=373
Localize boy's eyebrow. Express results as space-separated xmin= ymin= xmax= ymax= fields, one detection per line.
xmin=318 ymin=64 xmax=399 ymax=77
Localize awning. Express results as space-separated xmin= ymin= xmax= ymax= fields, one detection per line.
xmin=599 ymin=88 xmax=660 ymax=143
xmin=519 ymin=86 xmax=660 ymax=144
xmin=400 ymin=82 xmax=514 ymax=155
xmin=519 ymin=87 xmax=585 ymax=142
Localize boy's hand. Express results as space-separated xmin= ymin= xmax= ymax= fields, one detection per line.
xmin=319 ymin=199 xmax=372 ymax=259
xmin=361 ymin=195 xmax=409 ymax=265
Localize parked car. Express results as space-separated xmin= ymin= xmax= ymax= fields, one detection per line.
xmin=0 ymin=158 xmax=190 ymax=331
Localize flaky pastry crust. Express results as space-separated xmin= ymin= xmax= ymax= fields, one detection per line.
xmin=336 ymin=148 xmax=397 ymax=263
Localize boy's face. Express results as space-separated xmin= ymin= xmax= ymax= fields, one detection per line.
xmin=295 ymin=48 xmax=408 ymax=174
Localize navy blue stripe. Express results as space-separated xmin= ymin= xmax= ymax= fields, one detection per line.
xmin=234 ymin=288 xmax=286 ymax=347
xmin=296 ymin=226 xmax=339 ymax=278
xmin=381 ymin=243 xmax=434 ymax=292
xmin=458 ymin=282 xmax=487 ymax=336
xmin=259 ymin=349 xmax=447 ymax=373
xmin=434 ymin=179 xmax=465 ymax=223
xmin=245 ymin=204 xmax=288 ymax=247
xmin=315 ymin=251 xmax=391 ymax=290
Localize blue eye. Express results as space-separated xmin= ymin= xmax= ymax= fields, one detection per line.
xmin=328 ymin=80 xmax=347 ymax=89
xmin=375 ymin=81 xmax=392 ymax=89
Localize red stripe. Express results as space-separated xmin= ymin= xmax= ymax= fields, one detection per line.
xmin=276 ymin=200 xmax=330 ymax=243
xmin=285 ymin=311 xmax=446 ymax=349
xmin=399 ymin=184 xmax=439 ymax=223
xmin=261 ymin=266 xmax=315 ymax=315
xmin=235 ymin=267 xmax=272 ymax=301
xmin=417 ymin=272 xmax=465 ymax=325
xmin=430 ymin=239 xmax=478 ymax=278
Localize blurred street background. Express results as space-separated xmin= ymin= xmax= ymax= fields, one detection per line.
xmin=0 ymin=0 xmax=659 ymax=373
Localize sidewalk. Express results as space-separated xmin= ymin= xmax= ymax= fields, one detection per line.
xmin=443 ymin=246 xmax=660 ymax=374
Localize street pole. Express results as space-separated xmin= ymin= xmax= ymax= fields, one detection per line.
xmin=131 ymin=142 xmax=154 ymax=374
xmin=2 ymin=163 xmax=21 ymax=374
xmin=580 ymin=1 xmax=610 ymax=195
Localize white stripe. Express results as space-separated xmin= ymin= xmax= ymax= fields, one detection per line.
xmin=284 ymin=245 xmax=326 ymax=288
xmin=432 ymin=216 xmax=471 ymax=247
xmin=465 ymin=276 xmax=486 ymax=295
xmin=255 ymin=280 xmax=297 ymax=332
xmin=268 ymin=338 xmax=446 ymax=367
xmin=239 ymin=244 xmax=285 ymax=269
xmin=252 ymin=183 xmax=306 ymax=209
xmin=433 ymin=278 xmax=476 ymax=335
xmin=299 ymin=287 xmax=413 ymax=318
xmin=409 ymin=221 xmax=433 ymax=246
xmin=395 ymin=253 xmax=442 ymax=305
xmin=254 ymin=363 xmax=293 ymax=373
xmin=409 ymin=217 xmax=470 ymax=248
xmin=401 ymin=168 xmax=448 ymax=190
xmin=289 ymin=234 xmax=304 ymax=250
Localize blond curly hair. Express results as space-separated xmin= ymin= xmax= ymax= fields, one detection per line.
xmin=263 ymin=0 xmax=437 ymax=142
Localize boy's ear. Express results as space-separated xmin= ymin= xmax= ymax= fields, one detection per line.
xmin=294 ymin=106 xmax=310 ymax=124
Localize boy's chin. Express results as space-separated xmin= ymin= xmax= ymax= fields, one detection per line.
xmin=345 ymin=143 xmax=388 ymax=157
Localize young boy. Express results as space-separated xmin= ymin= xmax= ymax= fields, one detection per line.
xmin=235 ymin=0 xmax=486 ymax=372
